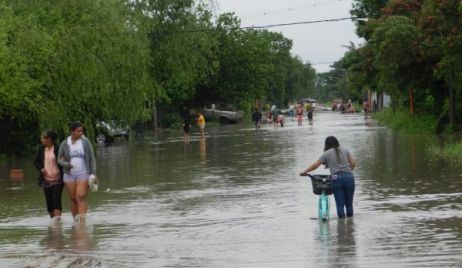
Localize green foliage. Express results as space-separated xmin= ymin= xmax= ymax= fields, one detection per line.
xmin=429 ymin=141 xmax=462 ymax=164
xmin=374 ymin=108 xmax=436 ymax=133
xmin=371 ymin=16 xmax=420 ymax=97
xmin=0 ymin=0 xmax=317 ymax=154
xmin=193 ymin=13 xmax=316 ymax=108
xmin=135 ymin=0 xmax=217 ymax=105
xmin=314 ymin=59 xmax=356 ymax=102
xmin=0 ymin=0 xmax=155 ymax=153
xmin=161 ymin=112 xmax=182 ymax=129
xmin=351 ymin=0 xmax=388 ymax=39
xmin=340 ymin=0 xmax=462 ymax=133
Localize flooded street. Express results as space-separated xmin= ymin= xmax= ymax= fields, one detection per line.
xmin=1 ymin=112 xmax=462 ymax=267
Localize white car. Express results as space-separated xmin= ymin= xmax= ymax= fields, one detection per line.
xmin=96 ymin=120 xmax=130 ymax=143
xmin=203 ymin=104 xmax=244 ymax=123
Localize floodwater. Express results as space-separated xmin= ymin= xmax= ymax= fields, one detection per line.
xmin=1 ymin=112 xmax=461 ymax=267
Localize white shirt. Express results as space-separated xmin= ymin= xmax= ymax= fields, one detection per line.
xmin=68 ymin=137 xmax=88 ymax=175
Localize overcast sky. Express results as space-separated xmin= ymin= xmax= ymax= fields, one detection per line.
xmin=214 ymin=0 xmax=363 ymax=73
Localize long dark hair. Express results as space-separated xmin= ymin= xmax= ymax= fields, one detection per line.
xmin=42 ymin=130 xmax=58 ymax=143
xmin=324 ymin=136 xmax=341 ymax=162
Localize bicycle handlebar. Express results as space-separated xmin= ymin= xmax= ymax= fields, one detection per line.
xmin=300 ymin=173 xmax=332 ymax=181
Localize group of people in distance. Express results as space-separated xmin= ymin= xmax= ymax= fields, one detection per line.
xmin=34 ymin=122 xmax=97 ymax=224
xmin=295 ymin=102 xmax=314 ymax=126
xmin=251 ymin=102 xmax=314 ymax=131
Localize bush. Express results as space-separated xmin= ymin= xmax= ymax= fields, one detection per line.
xmin=161 ymin=113 xmax=182 ymax=129
xmin=374 ymin=108 xmax=436 ymax=134
xmin=429 ymin=141 xmax=462 ymax=164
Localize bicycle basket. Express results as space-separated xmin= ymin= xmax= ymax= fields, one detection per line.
xmin=310 ymin=175 xmax=333 ymax=195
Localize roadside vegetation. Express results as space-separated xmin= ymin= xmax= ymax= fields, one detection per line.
xmin=374 ymin=108 xmax=436 ymax=134
xmin=316 ymin=0 xmax=462 ymax=159
xmin=428 ymin=134 xmax=462 ymax=163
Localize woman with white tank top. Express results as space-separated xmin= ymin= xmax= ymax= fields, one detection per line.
xmin=58 ymin=122 xmax=97 ymax=223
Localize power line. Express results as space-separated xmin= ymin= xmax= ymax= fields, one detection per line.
xmin=239 ymin=0 xmax=347 ymax=19
xmin=178 ymin=17 xmax=357 ymax=33
xmin=311 ymin=61 xmax=335 ymax=65
xmin=241 ymin=17 xmax=356 ymax=30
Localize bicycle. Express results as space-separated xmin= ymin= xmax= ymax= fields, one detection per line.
xmin=301 ymin=174 xmax=333 ymax=222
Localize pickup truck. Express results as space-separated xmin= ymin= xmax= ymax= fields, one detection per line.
xmin=202 ymin=104 xmax=244 ymax=123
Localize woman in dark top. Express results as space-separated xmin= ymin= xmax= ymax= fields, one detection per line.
xmin=34 ymin=131 xmax=64 ymax=221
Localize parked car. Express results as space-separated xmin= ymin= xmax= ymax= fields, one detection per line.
xmin=202 ymin=104 xmax=244 ymax=124
xmin=96 ymin=120 xmax=130 ymax=143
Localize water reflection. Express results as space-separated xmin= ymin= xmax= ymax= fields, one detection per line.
xmin=70 ymin=223 xmax=95 ymax=252
xmin=199 ymin=136 xmax=207 ymax=162
xmin=334 ymin=219 xmax=357 ymax=267
xmin=2 ymin=112 xmax=462 ymax=267
xmin=41 ymin=223 xmax=65 ymax=251
xmin=318 ymin=221 xmax=331 ymax=246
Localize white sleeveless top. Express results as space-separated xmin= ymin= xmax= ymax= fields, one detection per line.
xmin=68 ymin=137 xmax=88 ymax=175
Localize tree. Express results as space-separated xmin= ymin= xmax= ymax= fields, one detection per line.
xmin=133 ymin=0 xmax=218 ymax=126
xmin=419 ymin=0 xmax=462 ymax=129
xmin=0 ymin=0 xmax=156 ymax=153
xmin=370 ymin=16 xmax=420 ymax=109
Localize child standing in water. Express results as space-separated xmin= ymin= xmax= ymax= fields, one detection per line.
xmin=197 ymin=112 xmax=206 ymax=137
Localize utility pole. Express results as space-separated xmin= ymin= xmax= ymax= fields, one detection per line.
xmin=153 ymin=98 xmax=158 ymax=131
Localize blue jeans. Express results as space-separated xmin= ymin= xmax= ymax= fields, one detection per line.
xmin=332 ymin=172 xmax=355 ymax=218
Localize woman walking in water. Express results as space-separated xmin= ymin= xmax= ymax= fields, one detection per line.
xmin=296 ymin=104 xmax=304 ymax=126
xmin=300 ymin=136 xmax=356 ymax=218
xmin=58 ymin=122 xmax=97 ymax=223
xmin=34 ymin=131 xmax=63 ymax=222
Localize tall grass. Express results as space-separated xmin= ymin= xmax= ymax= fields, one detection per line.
xmin=428 ymin=141 xmax=462 ymax=164
xmin=375 ymin=108 xmax=462 ymax=162
xmin=374 ymin=108 xmax=436 ymax=134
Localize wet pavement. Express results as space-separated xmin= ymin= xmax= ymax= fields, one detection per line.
xmin=0 ymin=112 xmax=461 ymax=267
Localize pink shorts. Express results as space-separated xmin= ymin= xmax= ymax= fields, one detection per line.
xmin=63 ymin=173 xmax=89 ymax=183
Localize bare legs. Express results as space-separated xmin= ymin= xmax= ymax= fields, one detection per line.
xmin=65 ymin=180 xmax=89 ymax=222
xmin=200 ymin=127 xmax=205 ymax=137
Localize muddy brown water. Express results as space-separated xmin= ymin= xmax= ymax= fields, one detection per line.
xmin=0 ymin=112 xmax=461 ymax=267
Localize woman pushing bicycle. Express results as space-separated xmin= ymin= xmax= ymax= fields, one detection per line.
xmin=300 ymin=136 xmax=356 ymax=218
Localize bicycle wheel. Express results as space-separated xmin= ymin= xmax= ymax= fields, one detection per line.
xmin=318 ymin=194 xmax=329 ymax=222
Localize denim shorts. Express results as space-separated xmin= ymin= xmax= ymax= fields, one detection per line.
xmin=63 ymin=173 xmax=89 ymax=183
